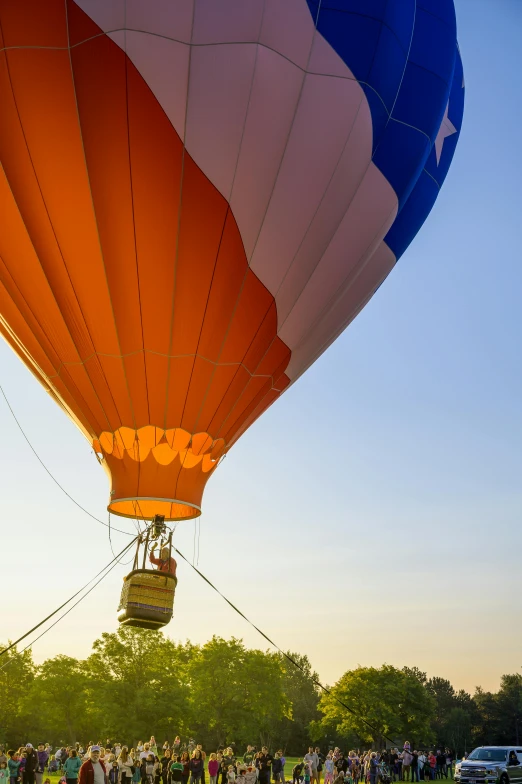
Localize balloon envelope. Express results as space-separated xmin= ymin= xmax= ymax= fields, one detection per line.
xmin=0 ymin=0 xmax=464 ymax=520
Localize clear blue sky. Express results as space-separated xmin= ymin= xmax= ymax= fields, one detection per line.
xmin=1 ymin=0 xmax=521 ymax=693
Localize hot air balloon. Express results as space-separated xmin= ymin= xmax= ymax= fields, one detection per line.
xmin=0 ymin=0 xmax=463 ymax=626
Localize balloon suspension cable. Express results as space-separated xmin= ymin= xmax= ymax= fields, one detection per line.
xmin=0 ymin=535 xmax=138 ymax=665
xmin=108 ymin=510 xmax=135 ymax=566
xmin=0 ymin=381 xmax=134 ymax=537
xmin=0 ymin=378 xmax=384 ymax=739
xmin=172 ymin=544 xmax=395 ymax=744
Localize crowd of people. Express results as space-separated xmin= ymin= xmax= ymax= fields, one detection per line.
xmin=0 ymin=739 xmax=455 ymax=784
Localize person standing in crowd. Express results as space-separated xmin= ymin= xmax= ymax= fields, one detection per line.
xmin=368 ymin=755 xmax=379 ymax=784
xmin=221 ymin=750 xmax=234 ymax=784
xmin=63 ymin=750 xmax=82 ymax=784
xmin=242 ymin=750 xmax=254 ymax=768
xmin=272 ymin=755 xmax=283 ymax=784
xmin=180 ymin=754 xmax=190 ymax=784
xmin=303 ymin=750 xmax=318 ymax=784
xmin=256 ymin=749 xmax=272 ymax=784
xmin=278 ymin=750 xmax=286 ymax=784
xmin=149 ymin=743 xmax=159 ymax=761
xmin=436 ymin=752 xmax=445 ymax=781
xmin=173 ymin=742 xmax=180 ymax=757
xmin=23 ymin=746 xmax=38 ymax=784
xmin=207 ymin=756 xmax=219 ymax=784
xmin=0 ymin=759 xmax=9 ymax=784
xmin=118 ymin=748 xmax=134 ymax=784
xmin=35 ymin=747 xmax=48 ymax=784
xmin=444 ymin=750 xmax=453 ymax=780
xmin=418 ymin=753 xmax=426 ymax=782
xmin=189 ymin=752 xmax=203 ymax=784
xmin=410 ymin=752 xmax=419 ymax=783
xmin=403 ymin=748 xmax=413 ymax=782
xmin=160 ymin=750 xmax=172 ymax=784
xmin=334 ymin=754 xmax=346 ymax=778
xmin=170 ymin=758 xmax=183 ymax=784
xmin=323 ymin=754 xmax=334 ymax=784
xmin=78 ymin=746 xmax=107 ymax=784
xmin=195 ymin=748 xmax=206 ymax=784
xmin=144 ymin=755 xmax=155 ymax=784
xmin=314 ymin=750 xmax=324 ymax=784
xmin=348 ymin=751 xmax=361 ymax=784
xmin=7 ymin=751 xmax=20 ymax=784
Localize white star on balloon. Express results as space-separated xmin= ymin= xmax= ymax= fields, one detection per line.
xmin=434 ymin=101 xmax=457 ymax=165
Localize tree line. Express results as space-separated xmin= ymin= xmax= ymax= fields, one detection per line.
xmin=0 ymin=628 xmax=520 ymax=755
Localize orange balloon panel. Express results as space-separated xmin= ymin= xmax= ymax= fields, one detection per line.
xmin=0 ymin=1 xmax=290 ymax=519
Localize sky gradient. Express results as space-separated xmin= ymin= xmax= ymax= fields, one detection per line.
xmin=1 ymin=0 xmax=521 ymax=695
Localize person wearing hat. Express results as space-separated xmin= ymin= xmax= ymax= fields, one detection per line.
xmin=78 ymin=747 xmax=107 ymax=784
xmin=23 ymin=746 xmax=39 ymax=784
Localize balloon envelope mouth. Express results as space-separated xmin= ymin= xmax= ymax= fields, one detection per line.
xmin=109 ymin=497 xmax=201 ymax=521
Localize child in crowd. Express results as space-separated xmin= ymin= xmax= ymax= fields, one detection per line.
xmin=7 ymin=751 xmax=20 ymax=784
xmin=303 ymin=764 xmax=311 ymax=784
xmin=227 ymin=766 xmax=236 ymax=784
xmin=0 ymin=761 xmax=9 ymax=784
xmin=48 ymin=757 xmax=58 ymax=775
xmin=17 ymin=752 xmax=25 ymax=781
xmin=323 ymin=754 xmax=335 ymax=784
xmin=154 ymin=756 xmax=161 ymax=784
xmin=109 ymin=762 xmax=119 ymax=784
xmin=170 ymin=756 xmax=184 ymax=784
xmin=145 ymin=755 xmax=156 ymax=784
xmin=292 ymin=762 xmax=303 ymax=784
xmin=244 ymin=767 xmax=257 ymax=784
xmin=277 ymin=752 xmax=286 ymax=784
xmin=208 ymin=754 xmax=219 ymax=784
xmin=236 ymin=767 xmax=246 ymax=784
xmin=132 ymin=765 xmax=141 ymax=784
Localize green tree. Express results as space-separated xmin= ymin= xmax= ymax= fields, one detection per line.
xmin=472 ymin=687 xmax=499 ymax=746
xmin=23 ymin=655 xmax=94 ymax=745
xmin=445 ymin=707 xmax=472 ymax=757
xmin=426 ymin=677 xmax=458 ymax=743
xmin=317 ymin=665 xmax=435 ymax=748
xmin=86 ymin=626 xmax=191 ymax=742
xmin=186 ymin=636 xmax=289 ymax=749
xmin=0 ymin=644 xmax=35 ymax=746
xmin=496 ymin=674 xmax=522 ymax=744
xmin=274 ymin=652 xmax=321 ymax=754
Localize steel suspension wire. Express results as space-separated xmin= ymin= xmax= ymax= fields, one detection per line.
xmin=0 ymin=534 xmax=138 ymax=676
xmin=0 ymin=534 xmax=137 ymax=660
xmin=173 ymin=545 xmax=395 ymax=743
xmin=0 ymin=381 xmax=134 ymax=537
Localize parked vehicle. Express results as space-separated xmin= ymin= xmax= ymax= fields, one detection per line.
xmin=456 ymin=747 xmax=522 ymax=784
